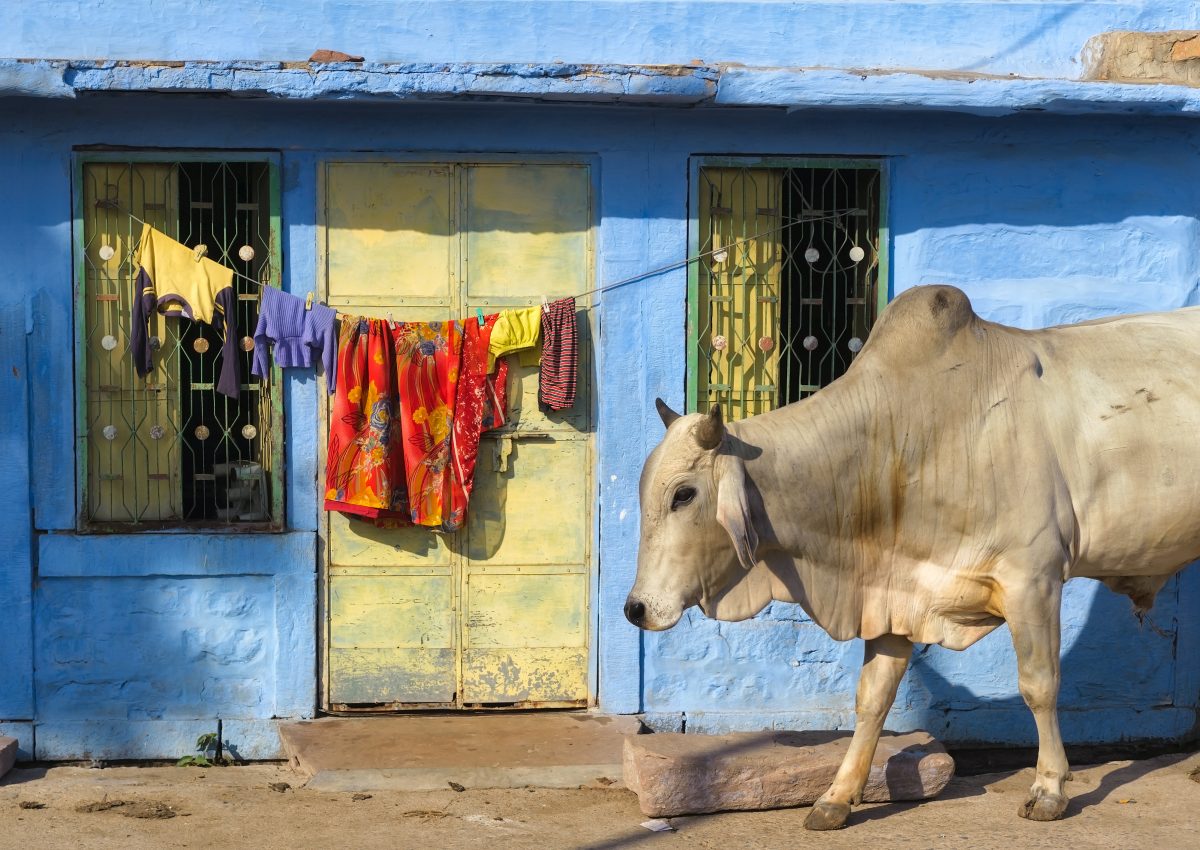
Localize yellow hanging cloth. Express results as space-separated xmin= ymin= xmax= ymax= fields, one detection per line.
xmin=487 ymin=306 xmax=542 ymax=371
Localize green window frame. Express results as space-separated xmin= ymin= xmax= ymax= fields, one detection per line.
xmin=72 ymin=152 xmax=285 ymax=530
xmin=687 ymin=156 xmax=889 ymax=420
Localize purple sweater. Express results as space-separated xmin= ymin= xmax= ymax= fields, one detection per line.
xmin=251 ymin=286 xmax=338 ymax=391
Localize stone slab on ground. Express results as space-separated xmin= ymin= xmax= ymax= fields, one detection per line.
xmin=624 ymin=729 xmax=954 ymax=817
xmin=279 ymin=713 xmax=640 ymax=791
xmin=0 ymin=737 xmax=16 ymax=780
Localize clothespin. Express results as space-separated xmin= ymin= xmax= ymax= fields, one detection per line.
xmin=541 ymin=294 xmax=549 ymax=313
xmin=305 ymin=291 xmax=314 ymax=310
xmin=476 ymin=307 xmax=485 ymax=328
xmin=192 ymin=244 xmax=208 ymax=262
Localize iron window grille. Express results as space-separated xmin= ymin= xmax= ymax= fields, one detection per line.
xmin=74 ymin=155 xmax=284 ymax=529
xmin=688 ymin=158 xmax=888 ymax=421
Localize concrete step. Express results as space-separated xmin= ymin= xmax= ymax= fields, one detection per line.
xmin=278 ymin=713 xmax=641 ymax=792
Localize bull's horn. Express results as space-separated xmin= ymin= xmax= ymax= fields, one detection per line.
xmin=695 ymin=403 xmax=725 ymax=450
xmin=655 ymin=397 xmax=681 ymax=428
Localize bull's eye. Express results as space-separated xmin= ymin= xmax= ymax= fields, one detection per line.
xmin=671 ymin=486 xmax=697 ymax=511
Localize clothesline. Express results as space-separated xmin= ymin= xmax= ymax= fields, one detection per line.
xmin=106 ymin=203 xmax=856 ymax=309
xmin=573 ymin=209 xmax=856 ymax=300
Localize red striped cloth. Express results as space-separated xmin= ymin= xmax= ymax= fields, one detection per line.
xmin=538 ymin=297 xmax=578 ymax=411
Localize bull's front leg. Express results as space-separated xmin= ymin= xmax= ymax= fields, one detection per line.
xmin=804 ymin=633 xmax=913 ymax=831
xmin=1005 ymin=579 xmax=1070 ymax=821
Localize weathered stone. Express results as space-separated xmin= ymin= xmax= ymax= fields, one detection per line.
xmin=1083 ymin=31 xmax=1200 ymax=87
xmin=623 ymin=730 xmax=954 ymax=817
xmin=308 ymin=50 xmax=365 ymax=64
xmin=1172 ymin=37 xmax=1200 ymax=63
xmin=0 ymin=736 xmax=17 ymax=780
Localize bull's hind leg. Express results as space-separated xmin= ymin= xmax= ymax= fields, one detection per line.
xmin=1006 ymin=579 xmax=1070 ymax=821
xmin=804 ymin=633 xmax=913 ymax=831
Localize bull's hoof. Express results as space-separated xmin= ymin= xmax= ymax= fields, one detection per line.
xmin=1017 ymin=789 xmax=1068 ymax=822
xmin=804 ymin=800 xmax=850 ymax=831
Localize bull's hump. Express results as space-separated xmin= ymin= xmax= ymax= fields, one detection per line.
xmin=858 ymin=285 xmax=979 ymax=367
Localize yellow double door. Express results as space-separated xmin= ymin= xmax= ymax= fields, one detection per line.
xmin=321 ymin=160 xmax=593 ymax=709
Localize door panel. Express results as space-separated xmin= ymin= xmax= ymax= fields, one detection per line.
xmin=461 ymin=648 xmax=588 ymax=705
xmin=466 ymin=437 xmax=589 ymax=565
xmin=323 ymin=160 xmax=592 ymax=710
xmin=463 ymin=164 xmax=591 ymax=434
xmin=329 ymin=647 xmax=457 ymax=704
xmin=462 ymin=434 xmax=590 ymax=705
xmin=328 ymin=570 xmax=456 ymax=704
xmin=464 ymin=165 xmax=589 ymax=302
xmin=465 ymin=571 xmax=588 ymax=648
xmin=325 ymin=163 xmax=454 ymax=309
xmin=329 ymin=511 xmax=452 ymax=567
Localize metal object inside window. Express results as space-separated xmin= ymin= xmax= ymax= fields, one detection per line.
xmin=690 ymin=161 xmax=885 ymax=421
xmin=78 ymin=158 xmax=282 ymax=528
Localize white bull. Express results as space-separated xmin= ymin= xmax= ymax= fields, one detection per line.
xmin=626 ymin=285 xmax=1200 ymax=829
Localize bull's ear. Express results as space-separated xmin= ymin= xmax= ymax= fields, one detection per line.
xmin=716 ymin=456 xmax=759 ymax=571
xmin=655 ymin=397 xmax=681 ymax=428
xmin=694 ymin=403 xmax=724 ymax=450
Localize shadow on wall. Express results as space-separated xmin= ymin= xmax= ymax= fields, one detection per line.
xmin=644 ymin=563 xmax=1200 ymax=747
xmin=902 ymin=568 xmax=1199 ymax=746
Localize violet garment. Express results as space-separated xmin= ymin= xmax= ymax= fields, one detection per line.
xmin=251 ymin=286 xmax=339 ymax=392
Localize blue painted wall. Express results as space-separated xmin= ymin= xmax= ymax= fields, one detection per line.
xmin=3 ymin=94 xmax=1198 ymax=758
xmin=3 ymin=1 xmax=1200 ymax=759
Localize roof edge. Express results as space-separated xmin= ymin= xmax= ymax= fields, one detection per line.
xmin=4 ymin=59 xmax=1200 ymax=117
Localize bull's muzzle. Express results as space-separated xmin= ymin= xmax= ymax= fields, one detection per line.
xmin=624 ymin=597 xmax=646 ymax=628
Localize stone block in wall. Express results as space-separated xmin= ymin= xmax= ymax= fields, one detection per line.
xmin=0 ymin=736 xmax=17 ymax=780
xmin=1084 ymin=31 xmax=1200 ymax=87
xmin=623 ymin=729 xmax=953 ymax=817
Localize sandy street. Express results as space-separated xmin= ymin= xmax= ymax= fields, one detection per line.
xmin=2 ymin=751 xmax=1198 ymax=850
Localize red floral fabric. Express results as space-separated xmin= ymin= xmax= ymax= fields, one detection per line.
xmin=323 ymin=317 xmax=406 ymax=520
xmin=445 ymin=314 xmax=509 ymax=531
xmin=392 ymin=320 xmax=463 ymax=529
xmin=325 ymin=317 xmax=465 ymax=529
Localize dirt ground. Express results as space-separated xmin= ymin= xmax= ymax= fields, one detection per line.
xmin=2 ymin=751 xmax=1199 ymax=850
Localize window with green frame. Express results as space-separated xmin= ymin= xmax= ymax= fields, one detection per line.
xmin=76 ymin=155 xmax=284 ymax=528
xmin=688 ymin=159 xmax=887 ymax=421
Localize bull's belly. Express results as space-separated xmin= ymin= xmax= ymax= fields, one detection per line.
xmin=1068 ymin=481 xmax=1200 ymax=578
xmin=859 ymin=563 xmax=1006 ymax=651
xmin=1069 ymin=541 xmax=1200 ymax=579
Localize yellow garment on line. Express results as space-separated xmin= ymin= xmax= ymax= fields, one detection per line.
xmin=131 ymin=222 xmax=241 ymax=398
xmin=488 ymin=306 xmax=542 ymax=371
xmin=133 ymin=223 xmax=234 ymax=325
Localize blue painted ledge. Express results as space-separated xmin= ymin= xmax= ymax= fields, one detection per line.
xmin=4 ymin=58 xmax=1200 ymax=117
xmin=719 ymin=67 xmax=1200 ymax=117
xmin=38 ymin=531 xmax=315 ymax=577
xmin=0 ymin=59 xmax=717 ymax=103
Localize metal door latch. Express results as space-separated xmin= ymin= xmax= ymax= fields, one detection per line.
xmin=492 ymin=431 xmax=552 ymax=472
